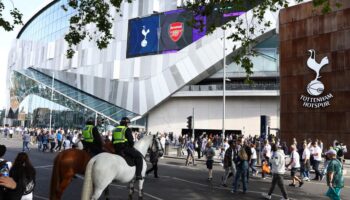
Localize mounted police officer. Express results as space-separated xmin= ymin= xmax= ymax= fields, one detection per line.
xmin=81 ymin=118 xmax=103 ymax=156
xmin=112 ymin=117 xmax=143 ymax=180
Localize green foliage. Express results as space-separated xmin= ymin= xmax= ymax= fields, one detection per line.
xmin=0 ymin=0 xmax=23 ymax=31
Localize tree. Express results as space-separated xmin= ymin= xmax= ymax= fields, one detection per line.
xmin=0 ymin=0 xmax=22 ymax=31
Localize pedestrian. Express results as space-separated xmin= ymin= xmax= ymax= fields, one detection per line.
xmin=42 ymin=133 xmax=49 ymax=152
xmin=310 ymin=141 xmax=323 ymax=181
xmin=54 ymin=129 xmax=63 ymax=152
xmin=222 ymin=140 xmax=236 ymax=187
xmin=250 ymin=143 xmax=258 ymax=176
xmin=262 ymin=144 xmax=289 ymax=200
xmin=232 ymin=139 xmax=249 ymax=194
xmin=204 ymin=141 xmax=215 ymax=180
xmin=286 ymin=145 xmax=303 ymax=187
xmin=22 ymin=131 xmax=31 ymax=152
xmin=262 ymin=140 xmax=271 ymax=179
xmin=10 ymin=152 xmax=36 ymax=200
xmin=301 ymin=143 xmax=311 ymax=181
xmin=325 ymin=149 xmax=344 ymax=200
xmin=49 ymin=132 xmax=56 ymax=153
xmin=185 ymin=139 xmax=195 ymax=166
xmin=146 ymin=145 xmax=161 ymax=178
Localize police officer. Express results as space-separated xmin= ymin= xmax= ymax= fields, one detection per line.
xmin=112 ymin=117 xmax=143 ymax=180
xmin=82 ymin=119 xmax=103 ymax=156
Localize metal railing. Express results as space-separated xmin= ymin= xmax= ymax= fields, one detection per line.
xmin=181 ymin=83 xmax=279 ymax=91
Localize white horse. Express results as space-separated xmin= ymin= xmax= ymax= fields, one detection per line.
xmin=81 ymin=135 xmax=163 ymax=200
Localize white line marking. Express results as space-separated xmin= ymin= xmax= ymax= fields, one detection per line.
xmin=33 ymin=195 xmax=49 ymax=200
xmin=35 ymin=165 xmax=53 ymax=169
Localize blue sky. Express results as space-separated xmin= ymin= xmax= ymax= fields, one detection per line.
xmin=0 ymin=0 xmax=49 ymax=109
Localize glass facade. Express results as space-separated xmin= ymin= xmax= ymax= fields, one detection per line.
xmin=10 ymin=68 xmax=138 ymax=129
xmin=18 ymin=0 xmax=76 ymax=42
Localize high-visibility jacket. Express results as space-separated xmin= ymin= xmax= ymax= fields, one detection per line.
xmin=82 ymin=125 xmax=94 ymax=143
xmin=112 ymin=126 xmax=128 ymax=144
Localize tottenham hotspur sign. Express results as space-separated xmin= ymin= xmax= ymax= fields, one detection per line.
xmin=299 ymin=49 xmax=334 ymax=108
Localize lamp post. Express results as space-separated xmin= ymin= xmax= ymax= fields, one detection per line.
xmin=49 ymin=73 xmax=55 ymax=134
xmin=222 ymin=29 xmax=226 ymax=146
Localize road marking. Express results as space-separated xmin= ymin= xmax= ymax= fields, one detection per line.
xmin=33 ymin=195 xmax=49 ymax=200
xmin=35 ymin=165 xmax=53 ymax=169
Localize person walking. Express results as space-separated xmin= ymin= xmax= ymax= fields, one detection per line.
xmin=222 ymin=140 xmax=236 ymax=187
xmin=185 ymin=139 xmax=195 ymax=166
xmin=232 ymin=141 xmax=249 ymax=194
xmin=204 ymin=141 xmax=216 ymax=181
xmin=146 ymin=146 xmax=161 ymax=178
xmin=250 ymin=143 xmax=258 ymax=176
xmin=301 ymin=143 xmax=311 ymax=181
xmin=311 ymin=142 xmax=323 ymax=181
xmin=54 ymin=130 xmax=63 ymax=152
xmin=22 ymin=132 xmax=31 ymax=152
xmin=286 ymin=145 xmax=303 ymax=187
xmin=262 ymin=144 xmax=289 ymax=200
xmin=325 ymin=149 xmax=344 ymax=200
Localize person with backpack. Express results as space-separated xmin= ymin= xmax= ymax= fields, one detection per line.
xmin=232 ymin=139 xmax=249 ymax=194
xmin=334 ymin=142 xmax=344 ymax=163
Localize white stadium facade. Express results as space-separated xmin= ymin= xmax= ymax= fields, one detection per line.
xmin=6 ymin=0 xmax=304 ymax=137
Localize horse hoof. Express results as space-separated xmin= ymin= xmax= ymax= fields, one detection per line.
xmin=128 ymin=195 xmax=133 ymax=200
xmin=138 ymin=197 xmax=143 ymax=200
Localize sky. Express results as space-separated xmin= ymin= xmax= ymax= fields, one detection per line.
xmin=0 ymin=0 xmax=49 ymax=109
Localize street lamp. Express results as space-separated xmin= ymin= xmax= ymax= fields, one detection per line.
xmin=49 ymin=73 xmax=55 ymax=134
xmin=222 ymin=28 xmax=226 ymax=146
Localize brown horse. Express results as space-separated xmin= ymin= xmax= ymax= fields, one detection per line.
xmin=50 ymin=142 xmax=114 ymax=200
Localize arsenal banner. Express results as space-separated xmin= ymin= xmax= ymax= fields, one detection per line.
xmin=159 ymin=10 xmax=193 ymax=52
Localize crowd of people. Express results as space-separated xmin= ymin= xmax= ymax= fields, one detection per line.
xmin=176 ymin=132 xmax=347 ymax=200
xmin=0 ymin=124 xmax=347 ymax=200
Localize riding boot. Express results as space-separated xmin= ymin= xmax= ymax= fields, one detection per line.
xmin=135 ymin=155 xmax=143 ymax=180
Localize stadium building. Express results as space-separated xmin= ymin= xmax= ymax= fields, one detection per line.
xmin=6 ymin=0 xmax=294 ymax=137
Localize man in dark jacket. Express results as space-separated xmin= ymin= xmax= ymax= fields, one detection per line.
xmin=112 ymin=117 xmax=144 ymax=180
xmin=81 ymin=119 xmax=103 ymax=156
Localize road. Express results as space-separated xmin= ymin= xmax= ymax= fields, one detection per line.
xmin=1 ymin=136 xmax=349 ymax=200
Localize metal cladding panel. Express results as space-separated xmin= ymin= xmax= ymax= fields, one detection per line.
xmin=8 ymin=0 xmax=296 ymax=116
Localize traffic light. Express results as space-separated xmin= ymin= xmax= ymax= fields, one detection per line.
xmin=187 ymin=116 xmax=192 ymax=129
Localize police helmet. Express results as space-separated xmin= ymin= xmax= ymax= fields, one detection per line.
xmin=86 ymin=118 xmax=94 ymax=125
xmin=120 ymin=117 xmax=130 ymax=126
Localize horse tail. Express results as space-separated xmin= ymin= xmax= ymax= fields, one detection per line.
xmin=81 ymin=155 xmax=98 ymax=200
xmin=50 ymin=153 xmax=61 ymax=200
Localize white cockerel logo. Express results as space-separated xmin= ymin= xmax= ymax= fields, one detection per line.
xmin=307 ymin=49 xmax=329 ymax=81
xmin=306 ymin=49 xmax=329 ymax=96
xmin=141 ymin=26 xmax=150 ymax=47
